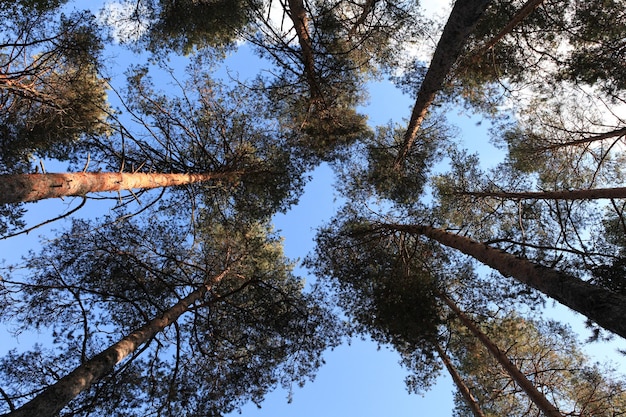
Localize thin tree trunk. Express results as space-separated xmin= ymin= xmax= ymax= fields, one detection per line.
xmin=2 ymin=270 xmax=228 ymax=417
xmin=376 ymin=223 xmax=626 ymax=339
xmin=393 ymin=0 xmax=491 ymax=169
xmin=0 ymin=171 xmax=241 ymax=204
xmin=286 ymin=0 xmax=321 ymax=100
xmin=474 ymin=0 xmax=545 ymax=56
xmin=435 ymin=343 xmax=487 ymax=417
xmin=533 ymin=126 xmax=626 ymax=152
xmin=440 ymin=293 xmax=564 ymax=417
xmin=459 ymin=186 xmax=626 ymax=200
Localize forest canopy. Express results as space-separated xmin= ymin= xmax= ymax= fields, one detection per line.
xmin=0 ymin=0 xmax=625 ymax=416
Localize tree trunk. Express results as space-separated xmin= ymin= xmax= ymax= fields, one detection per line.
xmin=286 ymin=0 xmax=321 ymax=100
xmin=474 ymin=0 xmax=545 ymax=55
xmin=533 ymin=126 xmax=626 ymax=152
xmin=441 ymin=293 xmax=564 ymax=417
xmin=0 ymin=171 xmax=241 ymax=204
xmin=2 ymin=270 xmax=228 ymax=417
xmin=435 ymin=343 xmax=487 ymax=417
xmin=459 ymin=186 xmax=626 ymax=200
xmin=377 ymin=223 xmax=626 ymax=339
xmin=393 ymin=0 xmax=491 ymax=169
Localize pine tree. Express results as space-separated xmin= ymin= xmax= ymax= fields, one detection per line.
xmin=375 ymin=222 xmax=626 ymax=339
xmin=449 ymin=313 xmax=626 ymax=416
xmin=0 ymin=213 xmax=337 ymax=416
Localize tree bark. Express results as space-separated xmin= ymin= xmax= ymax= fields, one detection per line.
xmin=2 ymin=270 xmax=228 ymax=417
xmin=474 ymin=0 xmax=545 ymax=56
xmin=376 ymin=223 xmax=626 ymax=339
xmin=441 ymin=293 xmax=564 ymax=417
xmin=286 ymin=0 xmax=321 ymax=100
xmin=459 ymin=186 xmax=626 ymax=200
xmin=394 ymin=0 xmax=491 ymax=169
xmin=0 ymin=171 xmax=241 ymax=204
xmin=435 ymin=343 xmax=487 ymax=417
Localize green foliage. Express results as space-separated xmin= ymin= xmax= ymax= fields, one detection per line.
xmin=0 ymin=3 xmax=110 ymax=239
xmin=295 ymin=99 xmax=371 ymax=163
xmin=366 ymin=122 xmax=441 ymax=204
xmin=149 ymin=0 xmax=259 ymax=53
xmin=0 ymin=7 xmax=110 ymax=174
xmin=590 ymin=211 xmax=626 ymax=296
xmin=308 ymin=213 xmax=444 ymax=393
xmin=112 ymin=62 xmax=306 ymax=219
xmin=562 ymin=0 xmax=626 ymax=97
xmin=258 ymin=58 xmax=371 ymax=164
xmin=0 ymin=0 xmax=66 ymax=12
xmin=0 ymin=212 xmax=338 ymax=416
xmin=242 ymin=0 xmax=425 ymax=164
xmin=592 ymin=258 xmax=626 ymax=296
xmin=1 ymin=0 xmax=625 ymax=414
xmin=450 ymin=314 xmax=626 ymax=417
xmin=434 ymin=0 xmax=626 ymax=115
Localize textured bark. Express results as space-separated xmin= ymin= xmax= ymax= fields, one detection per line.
xmin=460 ymin=186 xmax=626 ymax=200
xmin=0 ymin=172 xmax=240 ymax=204
xmin=435 ymin=343 xmax=487 ymax=417
xmin=3 ymin=271 xmax=228 ymax=417
xmin=286 ymin=0 xmax=321 ymax=100
xmin=441 ymin=294 xmax=564 ymax=417
xmin=394 ymin=0 xmax=492 ymax=169
xmin=377 ymin=223 xmax=626 ymax=339
xmin=475 ymin=0 xmax=545 ymax=55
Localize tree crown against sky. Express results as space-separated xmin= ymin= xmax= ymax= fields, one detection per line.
xmin=1 ymin=0 xmax=626 ymax=416
xmin=0 ymin=210 xmax=339 ymax=416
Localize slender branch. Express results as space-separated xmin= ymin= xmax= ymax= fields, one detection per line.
xmin=474 ymin=0 xmax=545 ymax=55
xmin=0 ymin=197 xmax=87 ymax=241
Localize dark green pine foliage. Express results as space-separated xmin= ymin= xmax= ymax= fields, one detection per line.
xmin=247 ymin=0 xmax=425 ymax=164
xmin=563 ymin=0 xmax=626 ymax=98
xmin=364 ymin=120 xmax=444 ymax=204
xmin=435 ymin=0 xmax=625 ymax=113
xmin=0 ymin=210 xmax=338 ymax=417
xmin=307 ymin=211 xmax=444 ymax=394
xmin=0 ymin=1 xmax=109 ymax=235
xmin=99 ymin=61 xmax=307 ymax=220
xmin=146 ymin=0 xmax=260 ymax=53
xmin=441 ymin=0 xmax=569 ymax=112
xmin=449 ymin=314 xmax=626 ymax=416
xmin=590 ymin=211 xmax=626 ymax=297
xmin=0 ymin=2 xmax=109 ymax=174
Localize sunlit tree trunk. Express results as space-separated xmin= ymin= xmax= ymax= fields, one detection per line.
xmin=435 ymin=343 xmax=487 ymax=417
xmin=376 ymin=223 xmax=626 ymax=339
xmin=2 ymin=270 xmax=228 ymax=417
xmin=0 ymin=171 xmax=241 ymax=204
xmin=459 ymin=186 xmax=626 ymax=200
xmin=440 ymin=293 xmax=565 ymax=417
xmin=394 ymin=0 xmax=491 ymax=169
